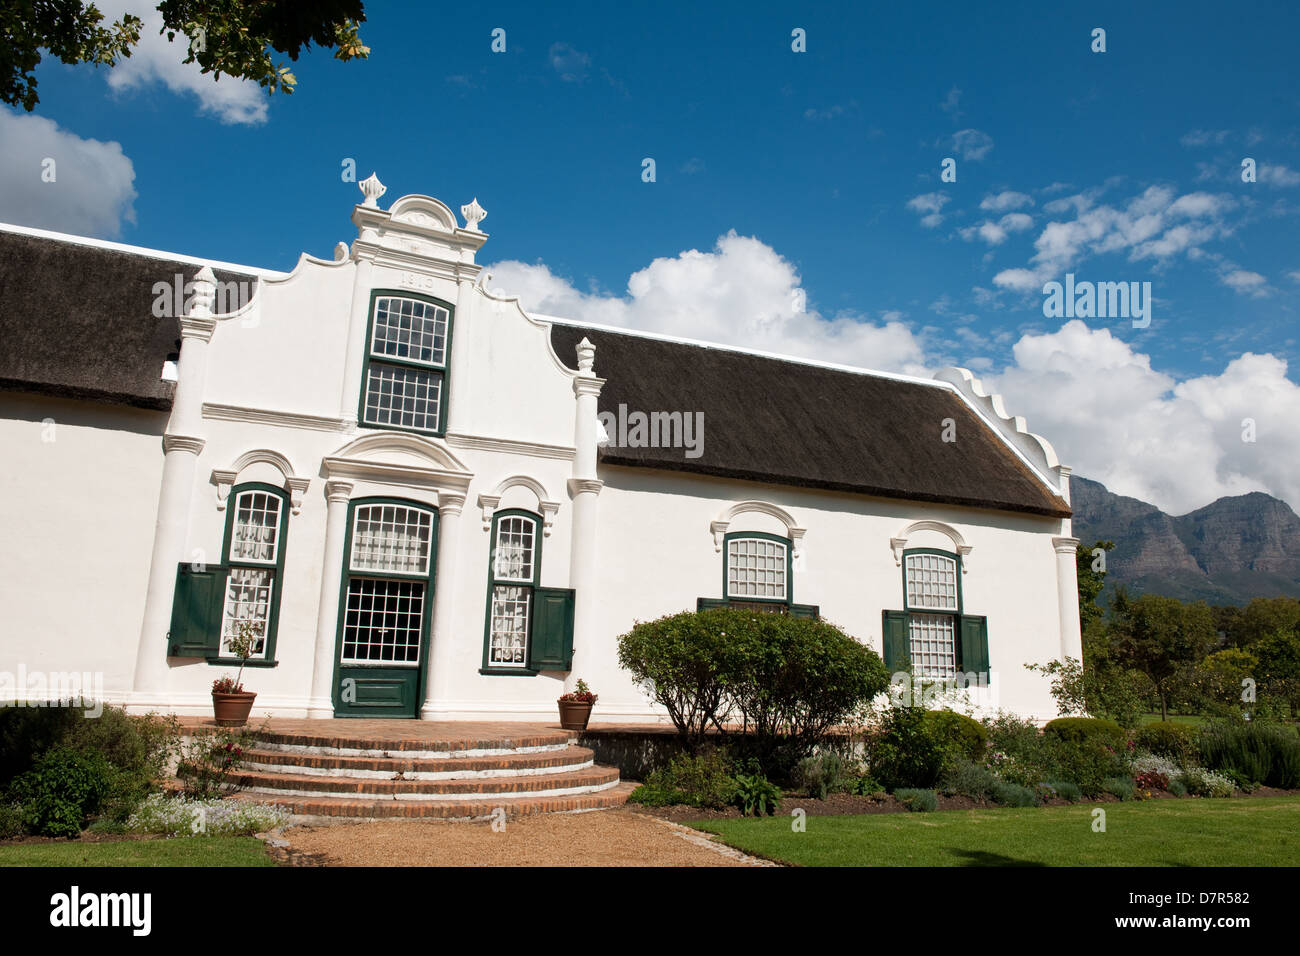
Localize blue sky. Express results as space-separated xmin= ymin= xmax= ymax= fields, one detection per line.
xmin=2 ymin=0 xmax=1298 ymax=514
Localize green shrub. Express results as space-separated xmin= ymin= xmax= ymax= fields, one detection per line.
xmin=8 ymin=747 xmax=113 ymax=837
xmin=635 ymin=749 xmax=738 ymax=809
xmin=1177 ymin=767 xmax=1235 ymax=798
xmin=617 ymin=609 xmax=890 ymax=774
xmin=1198 ymin=722 xmax=1300 ymax=789
xmin=869 ymin=706 xmax=950 ymax=791
xmin=1166 ymin=778 xmax=1188 ymax=797
xmin=923 ymin=710 xmax=988 ymax=761
xmin=1103 ymin=776 xmax=1136 ymax=801
xmin=1135 ymin=722 xmax=1198 ymax=762
xmin=940 ymin=760 xmax=998 ymax=800
xmin=893 ymin=788 xmax=938 ymax=812
xmin=0 ymin=801 xmax=22 ymax=838
xmin=1045 ymin=780 xmax=1083 ymax=802
xmin=991 ymin=780 xmax=1038 ymax=807
xmin=1043 ymin=717 xmax=1126 ymax=747
xmin=851 ymin=774 xmax=885 ymax=796
xmin=1047 ymin=739 xmax=1128 ymax=798
xmin=733 ymin=773 xmax=781 ymax=816
xmin=794 ymin=752 xmax=851 ymax=799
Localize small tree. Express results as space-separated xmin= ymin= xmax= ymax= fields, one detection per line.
xmin=1075 ymin=540 xmax=1114 ymax=634
xmin=1109 ymin=590 xmax=1217 ymax=721
xmin=1255 ymin=628 xmax=1300 ymax=718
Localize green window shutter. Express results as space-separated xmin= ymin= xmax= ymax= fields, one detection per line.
xmin=697 ymin=598 xmax=729 ymax=611
xmin=881 ymin=610 xmax=909 ymax=672
xmin=168 ymin=563 xmax=226 ymax=658
xmin=959 ymin=615 xmax=990 ymax=677
xmin=790 ymin=603 xmax=820 ymax=619
xmin=529 ymin=587 xmax=575 ymax=670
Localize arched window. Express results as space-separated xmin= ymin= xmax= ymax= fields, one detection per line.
xmin=696 ymin=532 xmax=818 ymax=618
xmin=882 ymin=549 xmax=988 ymax=682
xmin=481 ymin=510 xmax=574 ymax=673
xmin=358 ymin=291 xmax=452 ymax=435
xmin=167 ymin=482 xmax=289 ymax=663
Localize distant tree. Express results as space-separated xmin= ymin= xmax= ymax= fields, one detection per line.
xmin=1234 ymin=597 xmax=1300 ymax=649
xmin=2 ymin=0 xmax=368 ymax=112
xmin=1109 ymin=590 xmax=1217 ymax=721
xmin=1210 ymin=603 xmax=1243 ymax=648
xmin=1184 ymin=648 xmax=1259 ymax=718
xmin=1075 ymin=540 xmax=1114 ymax=633
xmin=1255 ymin=628 xmax=1300 ymax=718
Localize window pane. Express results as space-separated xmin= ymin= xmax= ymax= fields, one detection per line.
xmin=351 ymin=504 xmax=433 ymax=574
xmin=371 ymin=298 xmax=448 ymax=366
xmin=493 ymin=516 xmax=536 ymax=582
xmin=488 ymin=585 xmax=530 ymax=666
xmin=220 ymin=567 xmax=271 ymax=659
xmin=908 ymin=613 xmax=957 ymax=678
xmin=905 ymin=553 xmax=959 ymax=611
xmin=363 ymin=364 xmax=442 ymax=432
xmin=727 ymin=537 xmax=787 ymax=600
xmin=229 ymin=491 xmax=280 ymax=563
xmin=341 ymin=578 xmax=424 ymax=664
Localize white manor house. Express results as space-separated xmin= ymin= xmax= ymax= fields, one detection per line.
xmin=0 ymin=179 xmax=1082 ymax=723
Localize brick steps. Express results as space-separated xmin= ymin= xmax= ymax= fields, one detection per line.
xmin=241 ymin=744 xmax=595 ymax=779
xmin=234 ymin=780 xmax=639 ymax=820
xmin=196 ymin=721 xmax=631 ymax=820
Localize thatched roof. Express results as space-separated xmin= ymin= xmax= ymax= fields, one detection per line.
xmin=0 ymin=229 xmax=255 ymax=410
xmin=550 ymin=322 xmax=1070 ymax=518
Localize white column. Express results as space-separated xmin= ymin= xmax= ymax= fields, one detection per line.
xmin=306 ymin=479 xmax=353 ymax=718
xmin=130 ymin=270 xmax=218 ymax=707
xmin=422 ymin=491 xmax=466 ymax=718
xmin=1053 ymin=536 xmax=1083 ymax=662
xmin=565 ymin=338 xmax=605 ymax=691
xmin=444 ymin=273 xmax=476 ymax=435
xmin=338 ymin=256 xmax=374 ymax=425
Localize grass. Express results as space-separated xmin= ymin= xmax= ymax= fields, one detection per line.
xmin=692 ymin=796 xmax=1300 ymax=866
xmin=1138 ymin=712 xmax=1208 ymax=727
xmin=0 ymin=837 xmax=277 ymax=867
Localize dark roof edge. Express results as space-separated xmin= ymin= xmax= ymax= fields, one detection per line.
xmin=0 ymin=379 xmax=174 ymax=412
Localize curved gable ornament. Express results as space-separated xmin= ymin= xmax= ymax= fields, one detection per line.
xmin=323 ymin=432 xmax=473 ymax=498
xmin=387 ymin=195 xmax=460 ymax=233
xmin=477 ymin=475 xmax=562 ymax=536
xmin=211 ymin=448 xmax=311 ymax=514
xmin=710 ymin=500 xmax=806 ymax=554
xmin=890 ymin=520 xmax=972 ymax=572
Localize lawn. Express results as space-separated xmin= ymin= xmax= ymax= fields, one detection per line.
xmin=693 ymin=796 xmax=1300 ymax=866
xmin=0 ymin=837 xmax=277 ymax=867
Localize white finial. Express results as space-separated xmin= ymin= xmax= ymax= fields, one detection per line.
xmin=359 ymin=173 xmax=386 ymax=208
xmin=461 ymin=197 xmax=487 ymax=232
xmin=334 ymin=241 xmax=349 ymax=261
xmin=189 ymin=266 xmax=216 ymax=317
xmin=576 ymin=337 xmax=596 ymax=373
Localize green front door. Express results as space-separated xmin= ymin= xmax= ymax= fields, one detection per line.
xmin=333 ymin=499 xmax=438 ymax=718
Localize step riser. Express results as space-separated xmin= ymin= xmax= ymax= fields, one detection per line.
xmin=242 ymin=779 xmax=620 ymax=802
xmin=252 ymin=740 xmax=573 ymax=760
xmin=241 ymin=758 xmax=594 ymax=781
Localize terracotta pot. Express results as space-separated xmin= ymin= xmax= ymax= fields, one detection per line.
xmin=557 ymin=699 xmax=594 ymax=731
xmin=212 ymin=691 xmax=256 ymax=727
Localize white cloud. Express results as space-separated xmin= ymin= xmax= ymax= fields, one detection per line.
xmin=486 ymin=231 xmax=930 ymax=377
xmin=97 ymin=1 xmax=269 ymax=124
xmin=960 ymin=212 xmax=1034 ymax=246
xmin=0 ymin=109 xmax=136 ymax=237
xmin=987 ymin=321 xmax=1300 ymax=514
xmin=1220 ymin=269 xmax=1269 ymax=296
xmin=980 ymin=191 xmax=1033 ymax=212
xmin=940 ymin=86 xmax=962 ymax=120
xmin=952 ymin=128 xmax=994 ymax=161
xmin=992 ymin=185 xmax=1236 ymax=291
xmin=1180 ymin=129 xmax=1230 ymax=147
xmin=1259 ymin=164 xmax=1300 ymax=187
xmin=548 ymin=42 xmax=591 ymax=82
xmin=907 ymin=192 xmax=950 ymax=228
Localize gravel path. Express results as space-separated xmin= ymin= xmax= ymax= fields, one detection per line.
xmin=273 ymin=808 xmax=775 ymax=867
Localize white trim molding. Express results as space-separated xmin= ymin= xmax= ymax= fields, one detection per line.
xmin=322 ymin=431 xmax=473 ymax=495
xmin=476 ymin=475 xmax=562 ymax=536
xmin=202 ymin=402 xmax=352 ymax=433
xmin=210 ymin=448 xmax=313 ymax=513
xmin=711 ymin=500 xmax=807 ymax=556
xmin=445 ymin=432 xmax=576 ymax=461
xmin=891 ymin=519 xmax=973 ymax=571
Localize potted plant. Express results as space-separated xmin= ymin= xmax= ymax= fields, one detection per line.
xmin=557 ymin=679 xmax=597 ymax=731
xmin=211 ymin=621 xmax=261 ymax=727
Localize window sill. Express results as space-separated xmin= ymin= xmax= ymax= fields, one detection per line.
xmin=205 ymin=657 xmax=278 ymax=668
xmin=479 ymin=667 xmax=537 ymax=676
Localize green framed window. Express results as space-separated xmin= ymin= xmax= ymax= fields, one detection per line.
xmin=882 ymin=548 xmax=988 ymax=681
xmin=697 ymin=531 xmax=818 ymax=618
xmin=167 ymin=482 xmax=289 ymax=665
xmin=481 ymin=509 xmax=574 ymax=674
xmin=357 ymin=290 xmax=453 ymax=436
